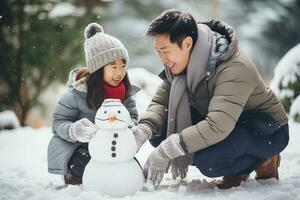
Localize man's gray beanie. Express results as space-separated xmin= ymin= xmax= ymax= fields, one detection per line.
xmin=84 ymin=22 xmax=129 ymax=73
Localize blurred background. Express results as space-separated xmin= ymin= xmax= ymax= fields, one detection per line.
xmin=1 ymin=0 xmax=300 ymax=128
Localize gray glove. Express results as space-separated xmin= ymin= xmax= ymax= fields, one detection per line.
xmin=69 ymin=118 xmax=97 ymax=142
xmin=143 ymin=134 xmax=185 ymax=189
xmin=131 ymin=124 xmax=152 ymax=151
xmin=170 ymin=157 xmax=189 ymax=180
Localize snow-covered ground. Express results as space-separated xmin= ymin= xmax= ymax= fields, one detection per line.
xmin=0 ymin=120 xmax=300 ymax=199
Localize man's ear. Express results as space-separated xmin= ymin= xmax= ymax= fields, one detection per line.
xmin=183 ymin=36 xmax=193 ymax=51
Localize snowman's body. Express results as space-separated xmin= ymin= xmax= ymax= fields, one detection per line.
xmin=82 ymin=99 xmax=144 ymax=197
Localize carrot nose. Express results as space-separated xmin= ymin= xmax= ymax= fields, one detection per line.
xmin=108 ymin=114 xmax=117 ymax=122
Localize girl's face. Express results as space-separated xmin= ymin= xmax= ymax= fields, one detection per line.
xmin=103 ymin=59 xmax=127 ymax=87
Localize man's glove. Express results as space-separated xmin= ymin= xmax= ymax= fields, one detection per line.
xmin=69 ymin=118 xmax=97 ymax=143
xmin=131 ymin=124 xmax=152 ymax=151
xmin=170 ymin=157 xmax=190 ymax=180
xmin=143 ymin=134 xmax=185 ymax=189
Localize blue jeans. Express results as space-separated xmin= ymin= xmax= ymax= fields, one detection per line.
xmin=193 ymin=124 xmax=289 ymax=177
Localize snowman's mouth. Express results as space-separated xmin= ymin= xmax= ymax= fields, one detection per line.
xmin=95 ymin=117 xmax=126 ymax=122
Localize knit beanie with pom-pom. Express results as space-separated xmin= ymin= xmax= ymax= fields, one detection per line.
xmin=84 ymin=23 xmax=129 ymax=73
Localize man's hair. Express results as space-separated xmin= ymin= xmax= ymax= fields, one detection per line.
xmin=146 ymin=9 xmax=198 ymax=48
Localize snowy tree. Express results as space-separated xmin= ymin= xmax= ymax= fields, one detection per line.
xmin=234 ymin=0 xmax=300 ymax=79
xmin=270 ymin=44 xmax=300 ymax=122
xmin=0 ymin=0 xmax=108 ymax=125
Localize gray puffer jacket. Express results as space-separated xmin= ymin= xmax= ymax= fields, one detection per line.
xmin=47 ymin=69 xmax=140 ymax=175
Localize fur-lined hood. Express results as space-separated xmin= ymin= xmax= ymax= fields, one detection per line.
xmin=66 ymin=68 xmax=88 ymax=93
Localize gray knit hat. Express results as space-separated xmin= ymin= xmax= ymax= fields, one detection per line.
xmin=84 ymin=23 xmax=129 ymax=73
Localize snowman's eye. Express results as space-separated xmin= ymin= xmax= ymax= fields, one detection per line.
xmin=104 ymin=110 xmax=107 ymax=114
xmin=118 ymin=110 xmax=121 ymax=114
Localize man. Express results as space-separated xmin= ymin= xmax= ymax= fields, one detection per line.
xmin=132 ymin=9 xmax=289 ymax=189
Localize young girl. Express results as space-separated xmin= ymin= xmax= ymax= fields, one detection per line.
xmin=47 ymin=23 xmax=140 ymax=185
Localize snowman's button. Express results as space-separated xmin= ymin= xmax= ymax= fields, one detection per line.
xmin=111 ymin=146 xmax=116 ymax=151
xmin=111 ymin=153 xmax=116 ymax=157
xmin=114 ymin=133 xmax=118 ymax=138
xmin=112 ymin=141 xmax=116 ymax=145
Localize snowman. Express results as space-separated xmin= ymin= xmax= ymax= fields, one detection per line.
xmin=82 ymin=99 xmax=145 ymax=197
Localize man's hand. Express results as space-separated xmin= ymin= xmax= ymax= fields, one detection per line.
xmin=170 ymin=159 xmax=189 ymax=180
xmin=131 ymin=124 xmax=152 ymax=151
xmin=69 ymin=118 xmax=97 ymax=142
xmin=143 ymin=146 xmax=169 ymax=189
xmin=143 ymin=134 xmax=185 ymax=189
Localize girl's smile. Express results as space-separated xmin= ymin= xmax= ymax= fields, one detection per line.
xmin=103 ymin=59 xmax=127 ymax=87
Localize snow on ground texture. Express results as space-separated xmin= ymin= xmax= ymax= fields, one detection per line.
xmin=0 ymin=121 xmax=300 ymax=200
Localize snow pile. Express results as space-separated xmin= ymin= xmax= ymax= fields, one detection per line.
xmin=290 ymin=96 xmax=300 ymax=122
xmin=270 ymin=43 xmax=300 ymax=121
xmin=270 ymin=43 xmax=300 ymax=97
xmin=0 ymin=110 xmax=20 ymax=130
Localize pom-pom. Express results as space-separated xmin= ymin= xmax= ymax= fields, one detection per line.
xmin=84 ymin=23 xmax=104 ymax=39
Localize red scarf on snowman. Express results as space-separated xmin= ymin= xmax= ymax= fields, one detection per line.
xmin=103 ymin=82 xmax=126 ymax=103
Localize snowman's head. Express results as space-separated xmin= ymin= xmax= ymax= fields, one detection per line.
xmin=95 ymin=99 xmax=132 ymax=129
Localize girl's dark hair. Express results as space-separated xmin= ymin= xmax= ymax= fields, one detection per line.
xmin=76 ymin=66 xmax=132 ymax=109
xmin=146 ymin=9 xmax=198 ymax=48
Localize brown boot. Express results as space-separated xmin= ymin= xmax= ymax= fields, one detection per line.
xmin=255 ymin=154 xmax=281 ymax=180
xmin=216 ymin=174 xmax=249 ymax=189
xmin=63 ymin=168 xmax=82 ymax=185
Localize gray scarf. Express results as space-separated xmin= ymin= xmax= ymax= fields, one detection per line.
xmin=165 ymin=24 xmax=213 ymax=172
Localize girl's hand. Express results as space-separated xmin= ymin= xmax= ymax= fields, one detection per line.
xmin=69 ymin=118 xmax=97 ymax=142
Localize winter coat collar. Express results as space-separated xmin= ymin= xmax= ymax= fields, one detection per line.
xmin=66 ymin=68 xmax=140 ymax=96
xmin=66 ymin=68 xmax=87 ymax=93
xmin=202 ymin=20 xmax=238 ymax=62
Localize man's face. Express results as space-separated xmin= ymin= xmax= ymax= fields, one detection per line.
xmin=154 ymin=34 xmax=193 ymax=75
